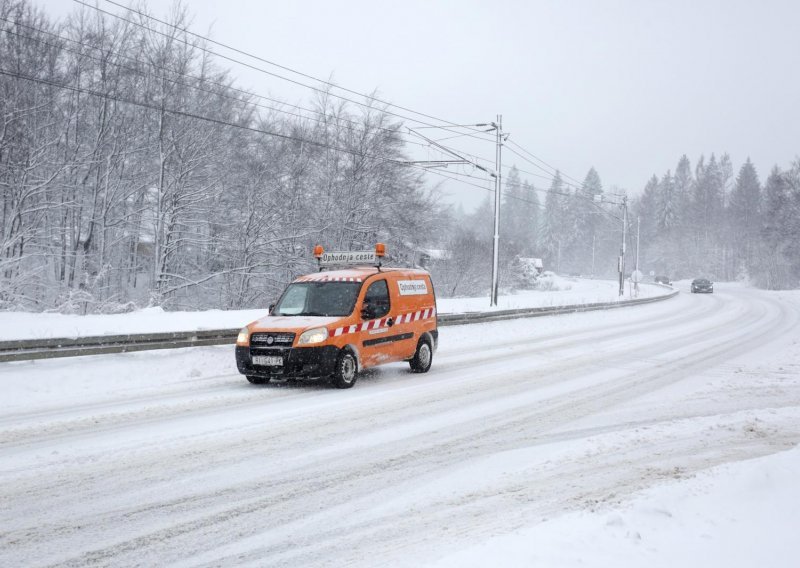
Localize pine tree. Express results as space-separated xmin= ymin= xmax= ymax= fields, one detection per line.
xmin=637 ymin=176 xmax=659 ymax=236
xmin=758 ymin=166 xmax=793 ymax=288
xmin=728 ymin=158 xmax=761 ymax=276
xmin=540 ymin=172 xmax=567 ymax=272
xmin=634 ymin=175 xmax=661 ymax=273
xmin=566 ymin=167 xmax=604 ymax=274
xmin=500 ymin=166 xmax=524 ymax=255
xmin=520 ymin=180 xmax=540 ymax=255
xmin=656 ymin=171 xmax=677 ymax=232
xmin=673 ymin=154 xmax=693 ymax=230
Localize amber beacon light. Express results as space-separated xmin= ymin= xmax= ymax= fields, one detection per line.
xmin=375 ymin=243 xmax=386 ymax=257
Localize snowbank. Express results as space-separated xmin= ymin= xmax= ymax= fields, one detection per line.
xmin=431 ymin=445 xmax=800 ymax=568
xmin=0 ymin=279 xmax=670 ymax=341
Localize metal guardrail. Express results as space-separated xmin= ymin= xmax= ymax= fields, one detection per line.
xmin=438 ymin=288 xmax=678 ymax=325
xmin=0 ymin=329 xmax=240 ymax=363
xmin=0 ymin=290 xmax=678 ymax=363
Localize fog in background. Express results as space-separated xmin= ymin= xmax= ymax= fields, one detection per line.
xmin=2 ymin=0 xmax=799 ymax=313
xmin=36 ymin=0 xmax=800 ymax=206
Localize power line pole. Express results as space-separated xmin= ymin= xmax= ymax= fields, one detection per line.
xmin=410 ymin=119 xmax=503 ymax=306
xmin=557 ymin=239 xmax=561 ymax=274
xmin=618 ymin=196 xmax=628 ymax=296
xmin=635 ymin=216 xmax=640 ymax=296
xmin=490 ymin=114 xmax=503 ymax=306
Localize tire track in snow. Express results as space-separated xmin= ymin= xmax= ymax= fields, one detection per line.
xmin=2 ymin=287 xmax=798 ymax=567
xmin=0 ymin=291 xmax=715 ymax=451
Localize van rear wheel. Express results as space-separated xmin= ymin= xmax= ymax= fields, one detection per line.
xmin=409 ymin=338 xmax=433 ymax=373
xmin=332 ymin=351 xmax=358 ymax=389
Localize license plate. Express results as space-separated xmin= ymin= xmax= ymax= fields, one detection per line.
xmin=252 ymin=355 xmax=283 ymax=366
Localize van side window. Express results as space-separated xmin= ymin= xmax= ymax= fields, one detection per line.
xmin=363 ymin=279 xmax=390 ymax=319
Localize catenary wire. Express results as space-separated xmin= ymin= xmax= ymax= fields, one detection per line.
xmin=101 ymin=0 xmax=495 ymax=137
xmin=0 ymin=20 xmax=511 ymax=175
xmin=2 ymin=16 xmax=608 ymax=213
xmin=73 ymin=0 xmax=499 ymax=144
xmin=506 ymin=139 xmax=586 ymax=188
xmin=72 ymin=1 xmax=605 ymax=210
xmin=0 ymin=19 xmax=440 ymax=153
xmin=0 ymin=67 xmax=504 ymax=198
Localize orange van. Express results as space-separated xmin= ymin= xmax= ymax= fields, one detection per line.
xmin=235 ymin=245 xmax=438 ymax=388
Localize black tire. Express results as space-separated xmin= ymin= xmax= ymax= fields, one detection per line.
xmin=331 ymin=351 xmax=358 ymax=389
xmin=409 ymin=337 xmax=433 ymax=373
xmin=246 ymin=375 xmax=269 ymax=385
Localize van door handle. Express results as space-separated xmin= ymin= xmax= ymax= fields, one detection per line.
xmin=386 ymin=317 xmax=394 ymax=327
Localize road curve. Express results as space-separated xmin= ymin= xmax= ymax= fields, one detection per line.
xmin=1 ymin=284 xmax=798 ymax=567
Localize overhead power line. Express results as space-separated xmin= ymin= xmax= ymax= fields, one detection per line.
xmin=0 ymin=17 xmax=440 ymax=153
xmin=0 ymin=19 xmax=516 ymax=176
xmin=432 ymin=140 xmax=582 ymax=194
xmin=0 ymin=67 xmax=403 ymax=163
xmin=78 ymin=0 xmax=603 ymax=210
xmin=3 ymin=5 xmax=602 ymax=212
xmin=506 ymin=139 xmax=586 ymax=188
xmin=0 ymin=66 xmax=502 ymax=198
xmin=72 ymin=0 xmax=495 ymax=145
xmin=101 ymin=0 xmax=493 ymax=137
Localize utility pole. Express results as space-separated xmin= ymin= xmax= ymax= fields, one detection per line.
xmin=557 ymin=239 xmax=561 ymax=274
xmin=408 ymin=120 xmax=504 ymax=306
xmin=635 ymin=216 xmax=640 ymax=296
xmin=618 ymin=196 xmax=628 ymax=296
xmin=490 ymin=114 xmax=503 ymax=306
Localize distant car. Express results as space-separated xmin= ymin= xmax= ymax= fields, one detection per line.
xmin=654 ymin=275 xmax=672 ymax=286
xmin=691 ymin=278 xmax=714 ymax=293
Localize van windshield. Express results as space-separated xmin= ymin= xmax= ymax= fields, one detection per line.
xmin=273 ymin=281 xmax=361 ymax=317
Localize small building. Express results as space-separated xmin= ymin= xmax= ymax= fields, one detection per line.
xmin=416 ymin=248 xmax=451 ymax=269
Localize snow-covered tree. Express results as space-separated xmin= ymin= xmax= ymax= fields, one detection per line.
xmin=539 ymin=172 xmax=567 ymax=272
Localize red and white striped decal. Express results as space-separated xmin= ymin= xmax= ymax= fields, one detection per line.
xmin=394 ymin=307 xmax=435 ymax=324
xmin=331 ymin=307 xmax=436 ymax=337
xmin=297 ymin=275 xmax=363 ymax=283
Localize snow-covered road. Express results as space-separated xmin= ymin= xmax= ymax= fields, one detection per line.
xmin=2 ymin=283 xmax=799 ymax=567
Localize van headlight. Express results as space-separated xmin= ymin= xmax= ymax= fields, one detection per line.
xmin=298 ymin=327 xmax=328 ymax=345
xmin=236 ymin=327 xmax=250 ymax=346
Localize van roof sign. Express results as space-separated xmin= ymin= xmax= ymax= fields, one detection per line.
xmin=319 ymin=250 xmax=377 ymax=267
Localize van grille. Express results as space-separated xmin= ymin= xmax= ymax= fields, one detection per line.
xmin=250 ymin=332 xmax=296 ymax=346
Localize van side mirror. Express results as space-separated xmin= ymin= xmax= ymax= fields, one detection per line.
xmin=361 ymin=304 xmax=376 ymax=320
xmin=268 ymin=303 xmax=276 ymax=314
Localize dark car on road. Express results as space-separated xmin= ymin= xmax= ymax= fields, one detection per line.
xmin=691 ymin=278 xmax=714 ymax=293
xmin=654 ymin=275 xmax=672 ymax=286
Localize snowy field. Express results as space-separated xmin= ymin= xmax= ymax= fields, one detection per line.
xmin=1 ymin=282 xmax=799 ymax=567
xmin=0 ymin=277 xmax=667 ymax=340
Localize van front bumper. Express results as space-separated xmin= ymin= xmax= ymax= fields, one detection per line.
xmin=236 ymin=345 xmax=340 ymax=378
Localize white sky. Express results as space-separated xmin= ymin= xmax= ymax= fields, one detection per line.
xmin=37 ymin=0 xmax=800 ymax=208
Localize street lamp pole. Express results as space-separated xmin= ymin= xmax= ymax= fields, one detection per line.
xmin=414 ymin=120 xmax=504 ymax=306
xmin=635 ymin=216 xmax=640 ymax=273
xmin=618 ymin=196 xmax=627 ymax=296
xmin=490 ymin=114 xmax=503 ymax=306
xmin=635 ymin=215 xmax=640 ymax=296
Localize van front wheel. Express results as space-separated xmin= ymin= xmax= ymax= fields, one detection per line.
xmin=409 ymin=338 xmax=433 ymax=373
xmin=332 ymin=351 xmax=358 ymax=389
xmin=246 ymin=375 xmax=269 ymax=385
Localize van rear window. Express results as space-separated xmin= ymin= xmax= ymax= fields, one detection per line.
xmin=274 ymin=281 xmax=361 ymax=317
